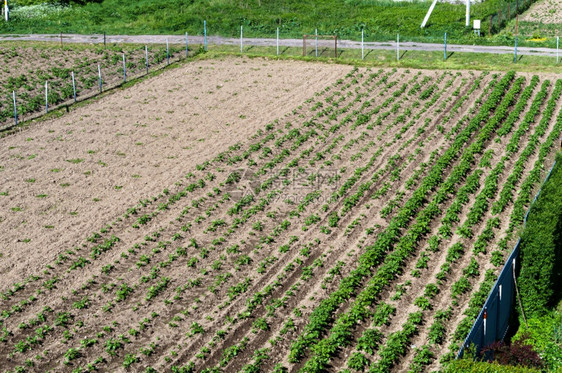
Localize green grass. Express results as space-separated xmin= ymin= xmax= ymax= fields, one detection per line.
xmin=209 ymin=43 xmax=562 ymax=73
xmin=512 ymin=301 xmax=562 ymax=371
xmin=501 ymin=19 xmax=562 ymax=39
xmin=0 ymin=0 xmax=544 ymax=45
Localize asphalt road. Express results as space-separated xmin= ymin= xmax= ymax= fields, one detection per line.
xmin=0 ymin=33 xmax=560 ymax=58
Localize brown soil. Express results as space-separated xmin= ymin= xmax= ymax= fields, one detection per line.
xmin=0 ymin=56 xmax=350 ymax=287
xmin=0 ymin=58 xmax=560 ymax=373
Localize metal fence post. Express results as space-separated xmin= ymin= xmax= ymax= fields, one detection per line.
xmin=204 ymin=20 xmax=207 ymax=52
xmin=45 ymin=81 xmax=48 ymax=113
xmin=98 ymin=64 xmax=102 ymax=93
xmin=71 ymin=71 xmax=76 ymax=103
xmin=12 ymin=91 xmax=17 ymax=126
xmin=145 ymin=46 xmax=149 ymax=74
xmin=361 ymin=28 xmax=364 ymax=60
xmin=444 ymin=32 xmax=447 ymax=60
xmin=240 ymin=25 xmax=243 ymax=53
xmin=185 ymin=32 xmax=189 ymax=57
xmin=122 ymin=53 xmax=127 ymax=83
xmin=397 ymin=33 xmax=400 ymax=61
xmin=514 ymin=36 xmax=518 ymax=63
xmin=556 ymin=36 xmax=560 ymax=63
xmin=277 ymin=27 xmax=279 ymax=56
xmin=166 ymin=38 xmax=170 ymax=65
xmin=315 ymin=28 xmax=318 ymax=57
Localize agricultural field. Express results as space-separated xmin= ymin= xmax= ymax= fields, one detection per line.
xmin=0 ymin=54 xmax=561 ymax=373
xmin=0 ymin=43 xmax=185 ymax=127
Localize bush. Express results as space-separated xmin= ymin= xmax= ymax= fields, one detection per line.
xmin=512 ymin=304 xmax=562 ymax=371
xmin=482 ymin=340 xmax=543 ymax=369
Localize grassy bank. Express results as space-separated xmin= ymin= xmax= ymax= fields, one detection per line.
xmin=0 ymin=0 xmax=548 ymax=46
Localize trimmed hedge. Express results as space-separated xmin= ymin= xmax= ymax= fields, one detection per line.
xmin=518 ymin=152 xmax=562 ymax=317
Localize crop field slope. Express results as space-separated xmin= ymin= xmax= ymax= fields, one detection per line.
xmin=0 ymin=59 xmax=561 ymax=373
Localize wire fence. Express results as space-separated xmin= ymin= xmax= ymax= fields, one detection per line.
xmin=1 ymin=24 xmax=560 ymax=132
xmin=488 ymin=0 xmax=538 ymax=34
xmin=0 ymin=41 xmax=195 ymax=133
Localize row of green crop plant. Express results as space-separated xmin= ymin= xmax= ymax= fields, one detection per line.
xmin=388 ymin=75 xmax=545 ymax=369
xmin=2 ymin=67 xmax=380 ymax=370
xmin=173 ymin=70 xmax=462 ymax=370
xmin=449 ymin=80 xmax=562 ymax=362
xmin=182 ymin=70 xmax=452 ymax=370
xmin=288 ymin=72 xmax=516 ymax=372
xmin=0 ymin=69 xmax=364 ymax=370
xmin=320 ymin=72 xmax=521 ymax=372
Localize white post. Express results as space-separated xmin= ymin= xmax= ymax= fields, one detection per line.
xmin=166 ymin=38 xmax=170 ymax=65
xmin=98 ymin=64 xmax=102 ymax=93
xmin=276 ymin=27 xmax=279 ymax=56
xmin=71 ymin=71 xmax=76 ymax=103
xmin=12 ymin=90 xmax=17 ymax=125
xmin=122 ymin=53 xmax=127 ymax=83
xmin=45 ymin=81 xmax=48 ymax=113
xmin=240 ymin=25 xmax=243 ymax=53
xmin=4 ymin=0 xmax=9 ymax=22
xmin=556 ymin=36 xmax=560 ymax=63
xmin=145 ymin=45 xmax=149 ymax=74
xmin=361 ymin=28 xmax=364 ymax=60
xmin=315 ymin=28 xmax=318 ymax=57
xmin=483 ymin=308 xmax=487 ymax=338
xmin=421 ymin=0 xmax=438 ymax=28
xmin=466 ymin=0 xmax=470 ymax=27
xmin=396 ymin=33 xmax=400 ymax=61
